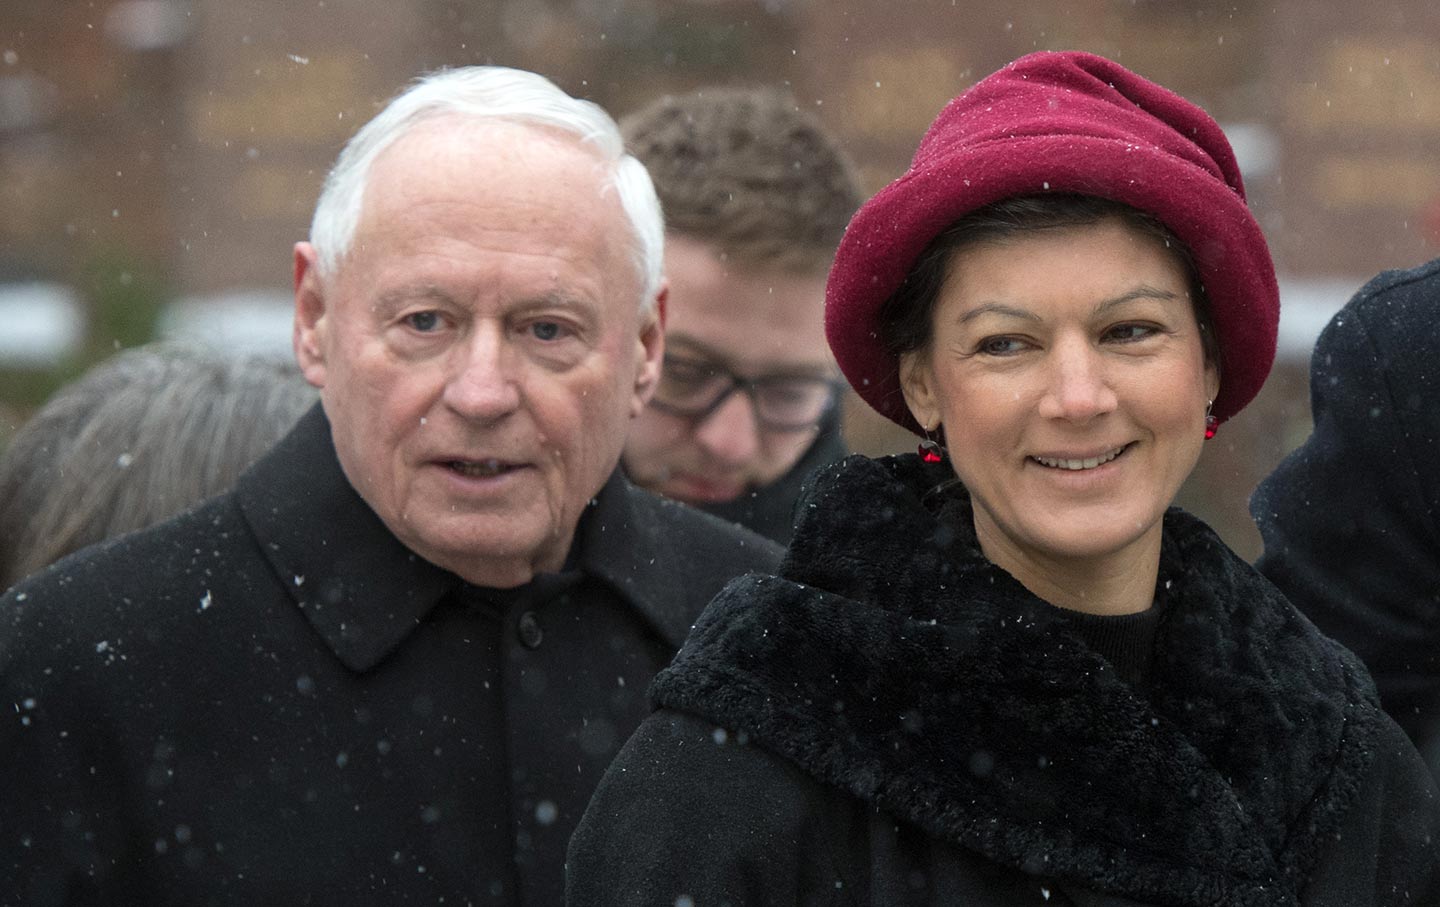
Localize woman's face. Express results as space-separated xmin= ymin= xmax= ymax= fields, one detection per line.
xmin=899 ymin=217 xmax=1219 ymax=582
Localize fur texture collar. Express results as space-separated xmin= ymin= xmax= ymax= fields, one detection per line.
xmin=652 ymin=454 xmax=1382 ymax=906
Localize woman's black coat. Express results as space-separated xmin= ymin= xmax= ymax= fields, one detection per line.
xmin=568 ymin=454 xmax=1440 ymax=906
xmin=1252 ymin=256 xmax=1440 ymax=775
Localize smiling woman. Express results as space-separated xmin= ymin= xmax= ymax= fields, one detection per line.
xmin=889 ymin=197 xmax=1219 ymax=616
xmin=567 ymin=51 xmax=1440 ymax=907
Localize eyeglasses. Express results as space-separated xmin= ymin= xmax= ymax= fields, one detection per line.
xmin=650 ymin=353 xmax=842 ymax=432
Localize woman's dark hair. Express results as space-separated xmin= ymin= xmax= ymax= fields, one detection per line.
xmin=878 ymin=194 xmax=1220 ymax=369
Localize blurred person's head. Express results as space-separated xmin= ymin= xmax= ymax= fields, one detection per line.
xmin=619 ymin=88 xmax=861 ymax=505
xmin=0 ymin=344 xmax=316 ymax=590
xmin=292 ymin=66 xmax=665 ymax=589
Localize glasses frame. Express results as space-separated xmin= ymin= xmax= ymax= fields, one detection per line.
xmin=649 ymin=354 xmax=844 ymax=433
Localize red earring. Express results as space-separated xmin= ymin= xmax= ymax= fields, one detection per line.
xmin=1204 ymin=401 xmax=1218 ymax=440
xmin=919 ymin=425 xmax=944 ymax=463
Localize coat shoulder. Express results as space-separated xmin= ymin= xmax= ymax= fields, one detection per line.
xmin=1322 ymin=256 xmax=1440 ymax=360
xmin=1300 ymin=715 xmax=1440 ymax=905
xmin=567 ymin=708 xmax=855 ymax=906
xmin=621 ymin=483 xmax=786 ymax=586
xmin=1 ymin=490 xmax=276 ymax=666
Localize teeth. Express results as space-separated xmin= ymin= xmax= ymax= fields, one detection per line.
xmin=451 ymin=458 xmax=506 ymax=477
xmin=1034 ymin=447 xmax=1124 ymax=471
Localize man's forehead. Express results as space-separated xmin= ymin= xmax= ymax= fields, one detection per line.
xmin=340 ymin=119 xmax=635 ymax=294
xmin=662 ymin=237 xmax=833 ymax=373
xmin=366 ymin=118 xmax=611 ymax=207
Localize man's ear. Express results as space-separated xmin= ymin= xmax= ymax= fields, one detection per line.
xmin=630 ymin=280 xmax=667 ymax=418
xmin=898 ymin=349 xmax=940 ymax=432
xmin=293 ymin=242 xmax=330 ymax=389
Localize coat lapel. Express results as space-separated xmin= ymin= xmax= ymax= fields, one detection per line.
xmin=236 ymin=405 xmax=457 ymax=673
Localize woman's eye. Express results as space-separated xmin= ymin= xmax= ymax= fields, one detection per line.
xmin=404 ymin=311 xmax=442 ymax=332
xmin=977 ymin=336 xmax=1026 ymax=356
xmin=1105 ymin=323 xmax=1158 ymax=343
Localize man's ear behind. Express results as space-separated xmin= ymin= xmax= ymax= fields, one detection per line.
xmin=293 ymin=242 xmax=329 ymax=389
xmin=630 ymin=284 xmax=667 ymax=418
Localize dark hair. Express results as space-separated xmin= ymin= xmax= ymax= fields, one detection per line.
xmin=621 ymin=87 xmax=863 ymax=274
xmin=878 ymin=194 xmax=1220 ymax=369
xmin=0 ymin=344 xmax=317 ymax=591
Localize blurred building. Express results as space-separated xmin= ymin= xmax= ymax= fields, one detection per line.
xmin=3 ymin=0 xmax=1439 ymax=556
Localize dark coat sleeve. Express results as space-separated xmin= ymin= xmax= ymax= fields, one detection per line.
xmin=1251 ymin=261 xmax=1440 ymax=767
xmin=565 ymin=710 xmax=856 ymax=907
xmin=1 ymin=568 xmax=147 ymax=904
xmin=1299 ymin=718 xmax=1440 ymax=906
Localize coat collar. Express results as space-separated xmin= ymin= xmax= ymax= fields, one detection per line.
xmin=653 ymin=454 xmax=1383 ymax=907
xmin=237 ymin=404 xmax=700 ymax=672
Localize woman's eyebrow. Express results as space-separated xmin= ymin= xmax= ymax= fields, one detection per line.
xmin=1091 ymin=285 xmax=1183 ymax=315
xmin=955 ymin=302 xmax=1042 ymax=325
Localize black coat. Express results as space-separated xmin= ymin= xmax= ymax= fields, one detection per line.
xmin=690 ymin=413 xmax=850 ymax=546
xmin=569 ymin=454 xmax=1440 ymax=907
xmin=0 ymin=404 xmax=782 ymax=905
xmin=1252 ymin=257 xmax=1440 ymax=775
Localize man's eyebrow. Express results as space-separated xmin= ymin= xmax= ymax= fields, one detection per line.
xmin=511 ymin=289 xmax=591 ymax=312
xmin=666 ymin=333 xmax=834 ymax=378
xmin=665 ymin=334 xmax=732 ymax=362
xmin=374 ymin=285 xmax=454 ymax=312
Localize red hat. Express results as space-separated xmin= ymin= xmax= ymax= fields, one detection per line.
xmin=825 ymin=50 xmax=1279 ymax=436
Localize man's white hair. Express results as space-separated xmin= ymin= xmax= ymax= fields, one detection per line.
xmin=308 ymin=66 xmax=664 ymax=313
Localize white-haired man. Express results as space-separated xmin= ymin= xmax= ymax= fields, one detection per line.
xmin=0 ymin=68 xmax=781 ymax=904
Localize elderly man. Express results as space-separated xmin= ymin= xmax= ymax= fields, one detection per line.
xmin=619 ymin=89 xmax=863 ymax=543
xmin=0 ymin=68 xmax=780 ymax=904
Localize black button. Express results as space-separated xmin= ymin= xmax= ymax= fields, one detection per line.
xmin=517 ymin=611 xmax=543 ymax=649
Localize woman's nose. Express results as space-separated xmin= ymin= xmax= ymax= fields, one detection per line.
xmin=1036 ymin=340 xmax=1118 ymax=423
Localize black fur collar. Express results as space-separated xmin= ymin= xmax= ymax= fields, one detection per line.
xmin=652 ymin=454 xmax=1382 ymax=907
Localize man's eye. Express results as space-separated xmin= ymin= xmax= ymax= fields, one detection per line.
xmin=664 ymin=361 xmax=715 ymax=386
xmin=530 ymin=321 xmax=565 ymax=341
xmin=404 ymin=311 xmax=442 ymax=332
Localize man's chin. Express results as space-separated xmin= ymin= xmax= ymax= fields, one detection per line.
xmin=663 ymin=474 xmax=749 ymax=505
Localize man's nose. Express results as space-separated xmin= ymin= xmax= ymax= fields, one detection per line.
xmin=1036 ymin=339 xmax=1118 ymax=423
xmin=692 ymin=389 xmax=762 ymax=467
xmin=441 ymin=328 xmax=522 ymax=421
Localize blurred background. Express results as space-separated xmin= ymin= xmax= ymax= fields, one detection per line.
xmin=3 ymin=0 xmax=1439 ymax=559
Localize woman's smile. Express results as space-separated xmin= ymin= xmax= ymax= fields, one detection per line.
xmin=1029 ymin=443 xmax=1131 ymax=471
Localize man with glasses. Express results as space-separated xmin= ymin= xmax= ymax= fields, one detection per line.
xmin=621 ymin=87 xmax=863 ymax=543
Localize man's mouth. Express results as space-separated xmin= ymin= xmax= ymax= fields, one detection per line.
xmin=447 ymin=458 xmax=519 ymax=478
xmin=668 ymin=472 xmax=746 ymax=503
xmin=1030 ymin=445 xmax=1129 ymax=471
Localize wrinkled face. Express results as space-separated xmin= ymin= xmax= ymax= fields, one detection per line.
xmin=622 ymin=235 xmax=834 ymax=504
xmin=294 ymin=120 xmax=661 ymax=588
xmin=900 ymin=218 xmax=1218 ymax=587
